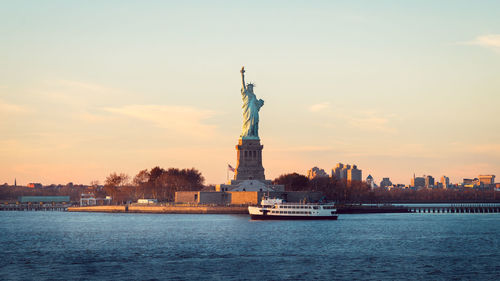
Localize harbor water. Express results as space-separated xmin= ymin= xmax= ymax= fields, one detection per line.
xmin=1 ymin=212 xmax=499 ymax=280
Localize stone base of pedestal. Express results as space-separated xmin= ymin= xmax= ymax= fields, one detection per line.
xmin=234 ymin=138 xmax=265 ymax=181
xmin=216 ymin=179 xmax=284 ymax=192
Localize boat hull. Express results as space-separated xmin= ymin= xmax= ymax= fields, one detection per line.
xmin=250 ymin=214 xmax=338 ymax=220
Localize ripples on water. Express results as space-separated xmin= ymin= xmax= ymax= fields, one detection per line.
xmin=0 ymin=212 xmax=499 ymax=280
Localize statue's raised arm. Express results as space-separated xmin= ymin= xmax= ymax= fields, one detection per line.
xmin=240 ymin=66 xmax=246 ymax=91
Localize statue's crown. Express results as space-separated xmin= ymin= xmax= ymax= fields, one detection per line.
xmin=246 ymin=82 xmax=255 ymax=87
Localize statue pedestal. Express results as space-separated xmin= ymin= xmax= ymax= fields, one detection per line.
xmin=234 ymin=138 xmax=265 ymax=181
xmin=215 ymin=138 xmax=284 ymax=192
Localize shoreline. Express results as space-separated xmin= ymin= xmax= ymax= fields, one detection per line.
xmin=66 ymin=205 xmax=414 ymax=214
xmin=67 ymin=203 xmax=500 ymax=214
xmin=68 ymin=205 xmax=249 ymax=214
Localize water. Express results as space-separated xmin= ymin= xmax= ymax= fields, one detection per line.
xmin=1 ymin=212 xmax=499 ymax=280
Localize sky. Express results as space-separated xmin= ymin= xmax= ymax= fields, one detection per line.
xmin=1 ymin=0 xmax=500 ymax=186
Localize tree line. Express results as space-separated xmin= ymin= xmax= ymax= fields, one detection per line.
xmin=0 ymin=166 xmax=204 ymax=204
xmin=103 ymin=167 xmax=204 ymax=203
xmin=1 ymin=170 xmax=498 ymax=204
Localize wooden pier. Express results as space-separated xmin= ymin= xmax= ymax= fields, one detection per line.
xmin=407 ymin=204 xmax=500 ymax=213
xmin=0 ymin=203 xmax=70 ymax=211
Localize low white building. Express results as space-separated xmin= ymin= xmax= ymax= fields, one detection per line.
xmin=137 ymin=199 xmax=158 ymax=204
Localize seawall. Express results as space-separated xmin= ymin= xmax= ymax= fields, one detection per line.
xmin=68 ymin=205 xmax=248 ymax=214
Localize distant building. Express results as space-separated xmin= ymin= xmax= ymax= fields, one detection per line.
xmin=175 ymin=191 xmax=323 ymax=205
xmin=425 ymin=175 xmax=435 ymax=188
xmin=307 ymin=167 xmax=329 ymax=179
xmin=19 ymin=196 xmax=70 ymax=203
xmin=463 ymin=178 xmax=479 ymax=188
xmin=80 ymin=193 xmax=112 ymax=206
xmin=478 ymin=175 xmax=495 ymax=187
xmin=380 ymin=178 xmax=392 ymax=189
xmin=441 ymin=176 xmax=450 ymax=189
xmin=366 ymin=175 xmax=376 ymax=189
xmin=80 ymin=193 xmax=96 ymax=206
xmin=388 ymin=184 xmax=405 ymax=190
xmin=331 ymin=163 xmax=362 ymax=183
xmin=332 ymin=163 xmax=347 ymax=180
xmin=411 ymin=175 xmax=425 ymax=188
xmin=137 ymin=199 xmax=158 ymax=204
xmin=347 ymin=165 xmax=362 ymax=182
xmin=27 ymin=183 xmax=42 ymax=188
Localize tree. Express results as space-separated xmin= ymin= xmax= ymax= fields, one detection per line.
xmin=130 ymin=167 xmax=205 ymax=201
xmin=273 ymin=173 xmax=309 ymax=191
xmin=104 ymin=172 xmax=130 ymax=204
xmin=133 ymin=169 xmax=150 ymax=186
xmin=105 ymin=173 xmax=130 ymax=187
xmin=148 ymin=166 xmax=166 ymax=183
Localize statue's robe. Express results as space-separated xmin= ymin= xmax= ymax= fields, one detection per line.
xmin=241 ymin=88 xmax=264 ymax=139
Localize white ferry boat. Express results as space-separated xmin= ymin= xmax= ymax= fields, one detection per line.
xmin=248 ymin=197 xmax=338 ymax=220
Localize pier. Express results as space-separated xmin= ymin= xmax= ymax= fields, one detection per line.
xmin=407 ymin=203 xmax=500 ymax=213
xmin=0 ymin=203 xmax=70 ymax=211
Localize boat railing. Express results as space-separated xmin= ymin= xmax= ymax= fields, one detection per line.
xmin=276 ymin=202 xmax=336 ymax=206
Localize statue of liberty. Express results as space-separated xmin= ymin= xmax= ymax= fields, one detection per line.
xmin=240 ymin=66 xmax=264 ymax=139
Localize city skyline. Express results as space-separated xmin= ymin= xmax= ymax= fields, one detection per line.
xmin=2 ymin=1 xmax=500 ymax=186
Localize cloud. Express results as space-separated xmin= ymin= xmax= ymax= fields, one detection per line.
xmin=269 ymin=145 xmax=334 ymax=152
xmin=0 ymin=99 xmax=31 ymax=114
xmin=308 ymin=104 xmax=397 ymax=133
xmin=102 ymin=105 xmax=217 ymax=138
xmin=462 ymin=34 xmax=500 ymax=52
xmin=471 ymin=143 xmax=500 ymax=155
xmin=348 ymin=111 xmax=397 ymax=133
xmin=38 ymin=79 xmax=124 ymax=107
xmin=308 ymin=102 xmax=330 ymax=112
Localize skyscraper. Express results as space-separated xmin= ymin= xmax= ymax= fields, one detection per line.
xmin=441 ymin=176 xmax=450 ymax=189
xmin=478 ymin=175 xmax=495 ymax=188
xmin=331 ymin=163 xmax=346 ymax=180
xmin=411 ymin=175 xmax=426 ymax=188
xmin=331 ymin=163 xmax=362 ymax=182
xmin=307 ymin=167 xmax=328 ymax=179
xmin=425 ymin=175 xmax=435 ymax=188
xmin=347 ymin=165 xmax=362 ymax=182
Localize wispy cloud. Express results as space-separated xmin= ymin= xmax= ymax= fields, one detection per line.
xmin=348 ymin=112 xmax=397 ymax=133
xmin=102 ymin=105 xmax=217 ymax=138
xmin=471 ymin=143 xmax=500 ymax=155
xmin=461 ymin=34 xmax=500 ymax=52
xmin=269 ymin=145 xmax=334 ymax=152
xmin=0 ymin=99 xmax=31 ymax=114
xmin=308 ymin=102 xmax=330 ymax=112
xmin=38 ymin=79 xmax=123 ymax=107
xmin=308 ymin=103 xmax=397 ymax=133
